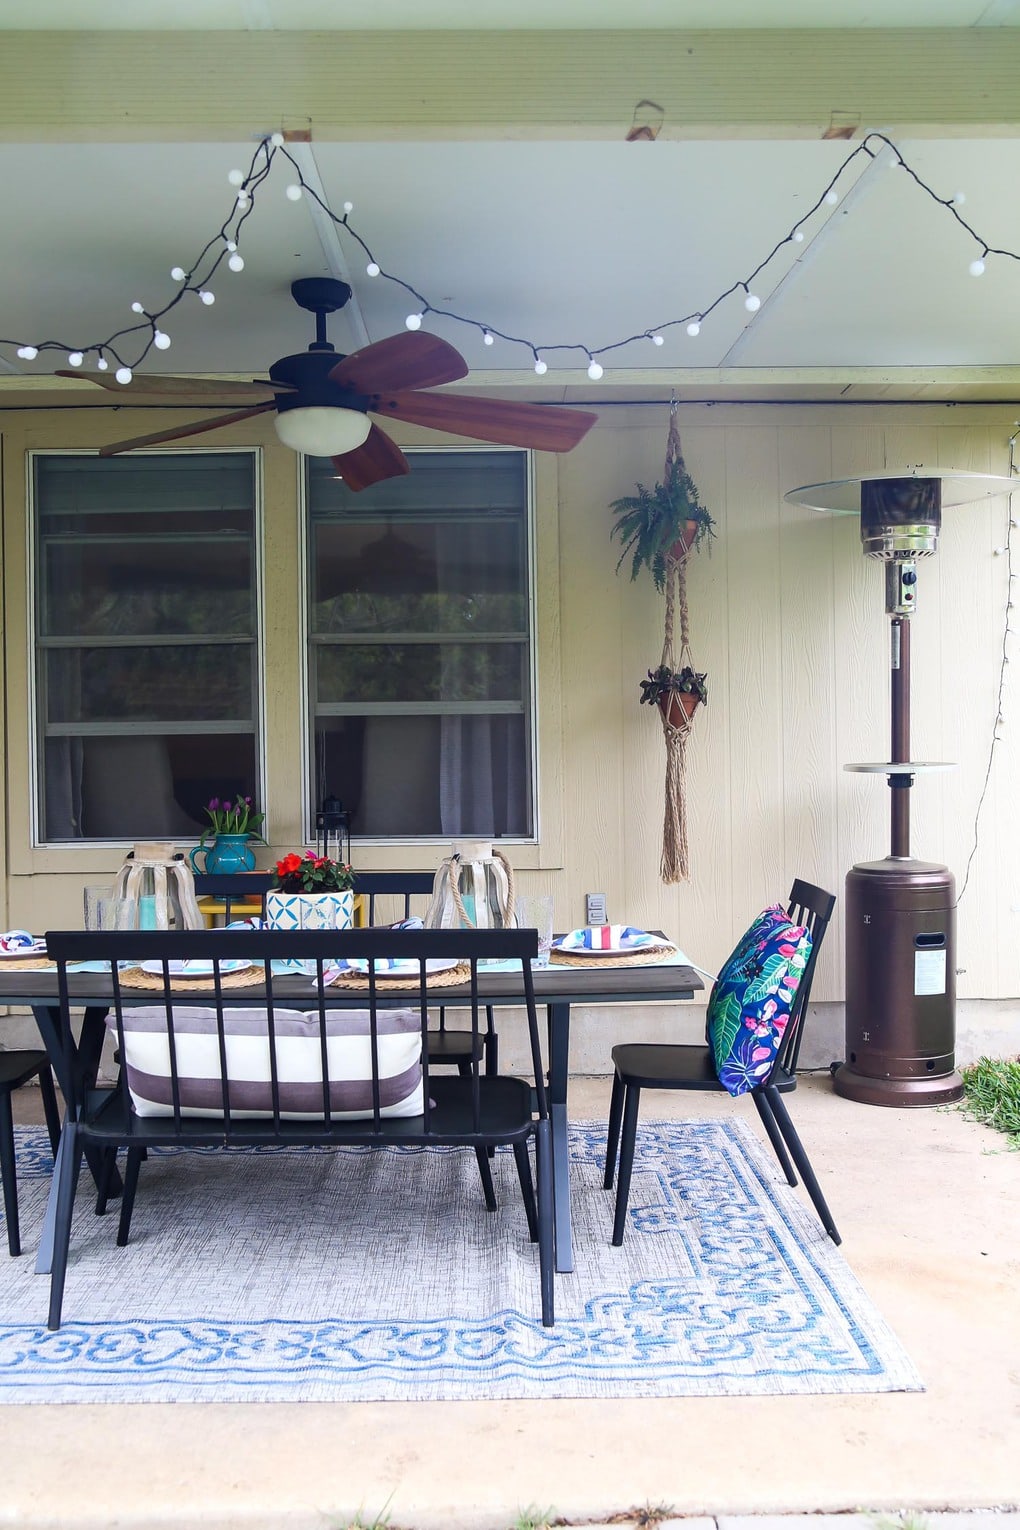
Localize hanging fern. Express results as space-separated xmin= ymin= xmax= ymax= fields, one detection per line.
xmin=609 ymin=474 xmax=715 ymax=593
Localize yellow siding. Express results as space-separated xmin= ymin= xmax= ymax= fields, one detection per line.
xmin=2 ymin=401 xmax=1017 ymax=1002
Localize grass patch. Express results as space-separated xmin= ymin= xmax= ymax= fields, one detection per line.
xmin=960 ymin=1056 xmax=1020 ymax=1148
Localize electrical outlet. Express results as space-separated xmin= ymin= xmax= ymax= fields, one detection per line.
xmin=585 ymin=892 xmax=607 ymax=926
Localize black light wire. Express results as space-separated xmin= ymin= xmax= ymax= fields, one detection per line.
xmin=2 ymin=131 xmax=1018 ymax=375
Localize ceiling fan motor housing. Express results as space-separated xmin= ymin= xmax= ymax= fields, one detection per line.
xmin=269 ymin=350 xmax=369 ymax=416
xmin=860 ymin=477 xmax=941 ymax=560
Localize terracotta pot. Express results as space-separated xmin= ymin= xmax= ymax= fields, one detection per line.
xmin=667 ymin=519 xmax=699 ymax=561
xmin=658 ymin=689 xmax=701 ymax=728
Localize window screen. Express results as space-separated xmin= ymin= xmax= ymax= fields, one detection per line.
xmin=306 ymin=450 xmax=534 ymax=839
xmin=33 ymin=452 xmax=260 ymax=843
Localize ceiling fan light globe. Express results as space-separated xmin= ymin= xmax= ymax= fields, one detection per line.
xmin=274 ymin=406 xmax=371 ymax=457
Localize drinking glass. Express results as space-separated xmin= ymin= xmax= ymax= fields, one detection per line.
xmin=516 ymin=894 xmax=554 ymax=965
xmin=83 ymin=884 xmax=114 ymax=930
xmin=84 ymin=886 xmax=134 ymax=930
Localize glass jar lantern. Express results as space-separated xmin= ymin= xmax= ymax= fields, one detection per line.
xmin=315 ymin=795 xmax=352 ymax=867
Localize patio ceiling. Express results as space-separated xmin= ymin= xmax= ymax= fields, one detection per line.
xmin=1 ymin=2 xmax=1019 ymax=408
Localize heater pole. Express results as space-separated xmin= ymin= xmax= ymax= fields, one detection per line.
xmin=890 ymin=614 xmax=911 ymax=857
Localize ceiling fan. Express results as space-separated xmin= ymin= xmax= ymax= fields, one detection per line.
xmin=56 ymin=277 xmax=597 ymax=492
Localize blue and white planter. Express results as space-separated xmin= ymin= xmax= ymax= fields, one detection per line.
xmin=265 ymin=890 xmax=355 ymax=933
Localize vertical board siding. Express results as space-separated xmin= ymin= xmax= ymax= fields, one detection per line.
xmin=559 ymin=404 xmax=1016 ymax=1001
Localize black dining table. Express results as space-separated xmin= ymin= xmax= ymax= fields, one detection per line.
xmin=0 ymin=951 xmax=701 ymax=1275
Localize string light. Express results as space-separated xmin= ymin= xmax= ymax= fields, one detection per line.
xmin=153 ymin=329 xmax=171 ymax=350
xmin=405 ymin=313 xmax=423 ymax=331
xmin=5 ymin=130 xmax=1019 ymax=378
xmin=96 ymin=355 xmax=108 ymax=370
xmin=66 ymin=352 xmax=83 ymax=367
xmin=115 ymin=366 xmax=132 ymax=384
xmin=650 ymin=333 xmax=665 ymax=346
xmin=534 ymin=357 xmax=548 ymax=375
xmin=587 ymin=358 xmax=604 ymax=380
xmin=199 ymin=289 xmax=215 ymax=305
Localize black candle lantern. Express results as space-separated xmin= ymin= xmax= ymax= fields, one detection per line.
xmin=315 ymin=794 xmax=351 ymax=867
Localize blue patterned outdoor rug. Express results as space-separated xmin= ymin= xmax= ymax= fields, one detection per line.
xmin=0 ymin=1120 xmax=921 ymax=1403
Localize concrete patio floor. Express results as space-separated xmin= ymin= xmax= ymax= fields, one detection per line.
xmin=3 ymin=1070 xmax=1019 ymax=1530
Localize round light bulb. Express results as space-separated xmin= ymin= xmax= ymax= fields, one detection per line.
xmin=686 ymin=321 xmax=701 ymax=337
xmin=199 ymin=289 xmax=215 ymax=305
xmin=285 ymin=183 xmax=303 ymax=201
xmin=115 ymin=367 xmax=133 ymax=385
xmin=96 ymin=356 xmax=109 ymax=371
xmin=952 ymin=191 xmax=966 ymax=206
xmin=483 ymin=331 xmax=494 ymax=346
xmin=270 ymin=132 xmax=285 ymax=148
xmin=67 ymin=351 xmax=84 ymax=367
xmin=343 ymin=201 xmax=353 ymax=213
xmin=824 ymin=189 xmax=839 ymax=206
xmin=16 ymin=345 xmax=38 ymax=360
xmin=131 ymin=301 xmax=144 ymax=314
xmin=228 ymin=169 xmax=245 ymax=187
xmin=170 ymin=266 xmax=186 ymax=282
xmin=366 ymin=261 xmax=380 ymax=276
xmin=225 ymin=239 xmax=237 ymax=252
xmin=969 ymin=258 xmax=986 ymax=277
xmin=744 ymin=292 xmax=761 ymax=312
xmin=793 ymin=229 xmax=805 ymax=242
xmin=153 ymin=329 xmax=171 ymax=350
xmin=534 ymin=358 xmax=548 ymax=375
xmin=228 ymin=253 xmax=245 ymax=272
xmin=587 ymin=360 xmax=604 ymax=380
xmin=651 ymin=333 xmax=664 ymax=346
xmin=236 ymin=192 xmax=250 ymax=208
xmin=405 ymin=313 xmax=423 ymax=331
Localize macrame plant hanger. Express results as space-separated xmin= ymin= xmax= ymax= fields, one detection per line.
xmin=659 ymin=401 xmax=700 ymax=883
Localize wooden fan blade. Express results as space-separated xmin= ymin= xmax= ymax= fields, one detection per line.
xmin=331 ymin=423 xmax=410 ymax=492
xmin=55 ymin=370 xmax=290 ymax=399
xmin=328 ymin=332 xmax=469 ymax=394
xmin=98 ymin=402 xmax=277 ymax=457
xmin=370 ymin=391 xmax=597 ymax=452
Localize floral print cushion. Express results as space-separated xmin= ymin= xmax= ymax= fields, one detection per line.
xmin=705 ymin=905 xmax=813 ymax=1097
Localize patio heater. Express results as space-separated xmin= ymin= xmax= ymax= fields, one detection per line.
xmin=784 ymin=471 xmax=1014 ymax=1106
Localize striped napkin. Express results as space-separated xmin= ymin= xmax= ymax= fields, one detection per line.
xmin=553 ymin=925 xmax=664 ymax=954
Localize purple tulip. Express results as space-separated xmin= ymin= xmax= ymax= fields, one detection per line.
xmin=208 ymin=797 xmax=220 ymax=811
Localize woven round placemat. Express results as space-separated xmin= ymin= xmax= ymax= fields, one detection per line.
xmin=0 ymin=956 xmax=56 ymax=970
xmin=118 ymin=964 xmax=266 ymax=990
xmin=328 ymin=961 xmax=472 ymax=991
xmin=547 ymin=945 xmax=677 ymax=968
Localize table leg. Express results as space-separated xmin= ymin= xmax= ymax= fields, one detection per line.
xmin=31 ymin=1004 xmax=122 ymax=1198
xmin=546 ymin=1000 xmax=573 ymax=1273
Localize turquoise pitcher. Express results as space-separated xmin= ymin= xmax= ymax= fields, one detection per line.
xmin=189 ymin=833 xmax=256 ymax=875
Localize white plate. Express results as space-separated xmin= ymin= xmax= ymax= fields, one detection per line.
xmin=345 ymin=957 xmax=461 ymax=977
xmin=138 ymin=959 xmax=252 ymax=978
xmin=0 ymin=943 xmax=47 ymax=960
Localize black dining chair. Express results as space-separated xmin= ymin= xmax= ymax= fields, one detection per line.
xmin=355 ymin=872 xmax=499 ymax=1078
xmin=43 ymin=924 xmax=554 ymax=1332
xmin=1 ymin=1048 xmax=61 ymax=1256
xmin=603 ymin=878 xmax=840 ymax=1247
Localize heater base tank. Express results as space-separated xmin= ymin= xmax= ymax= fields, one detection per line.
xmin=833 ymin=857 xmax=963 ymax=1107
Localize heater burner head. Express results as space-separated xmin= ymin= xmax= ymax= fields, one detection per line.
xmin=783 ymin=470 xmax=1016 ymax=550
xmin=861 ymin=478 xmax=940 ymax=560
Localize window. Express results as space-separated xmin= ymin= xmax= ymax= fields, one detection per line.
xmin=33 ymin=452 xmax=260 ymax=843
xmin=306 ymin=450 xmax=534 ymax=839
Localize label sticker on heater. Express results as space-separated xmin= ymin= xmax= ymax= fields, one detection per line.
xmin=914 ymin=949 xmax=947 ymax=996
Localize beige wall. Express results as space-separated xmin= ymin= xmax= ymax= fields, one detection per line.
xmin=2 ymin=401 xmax=1018 ymax=1006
